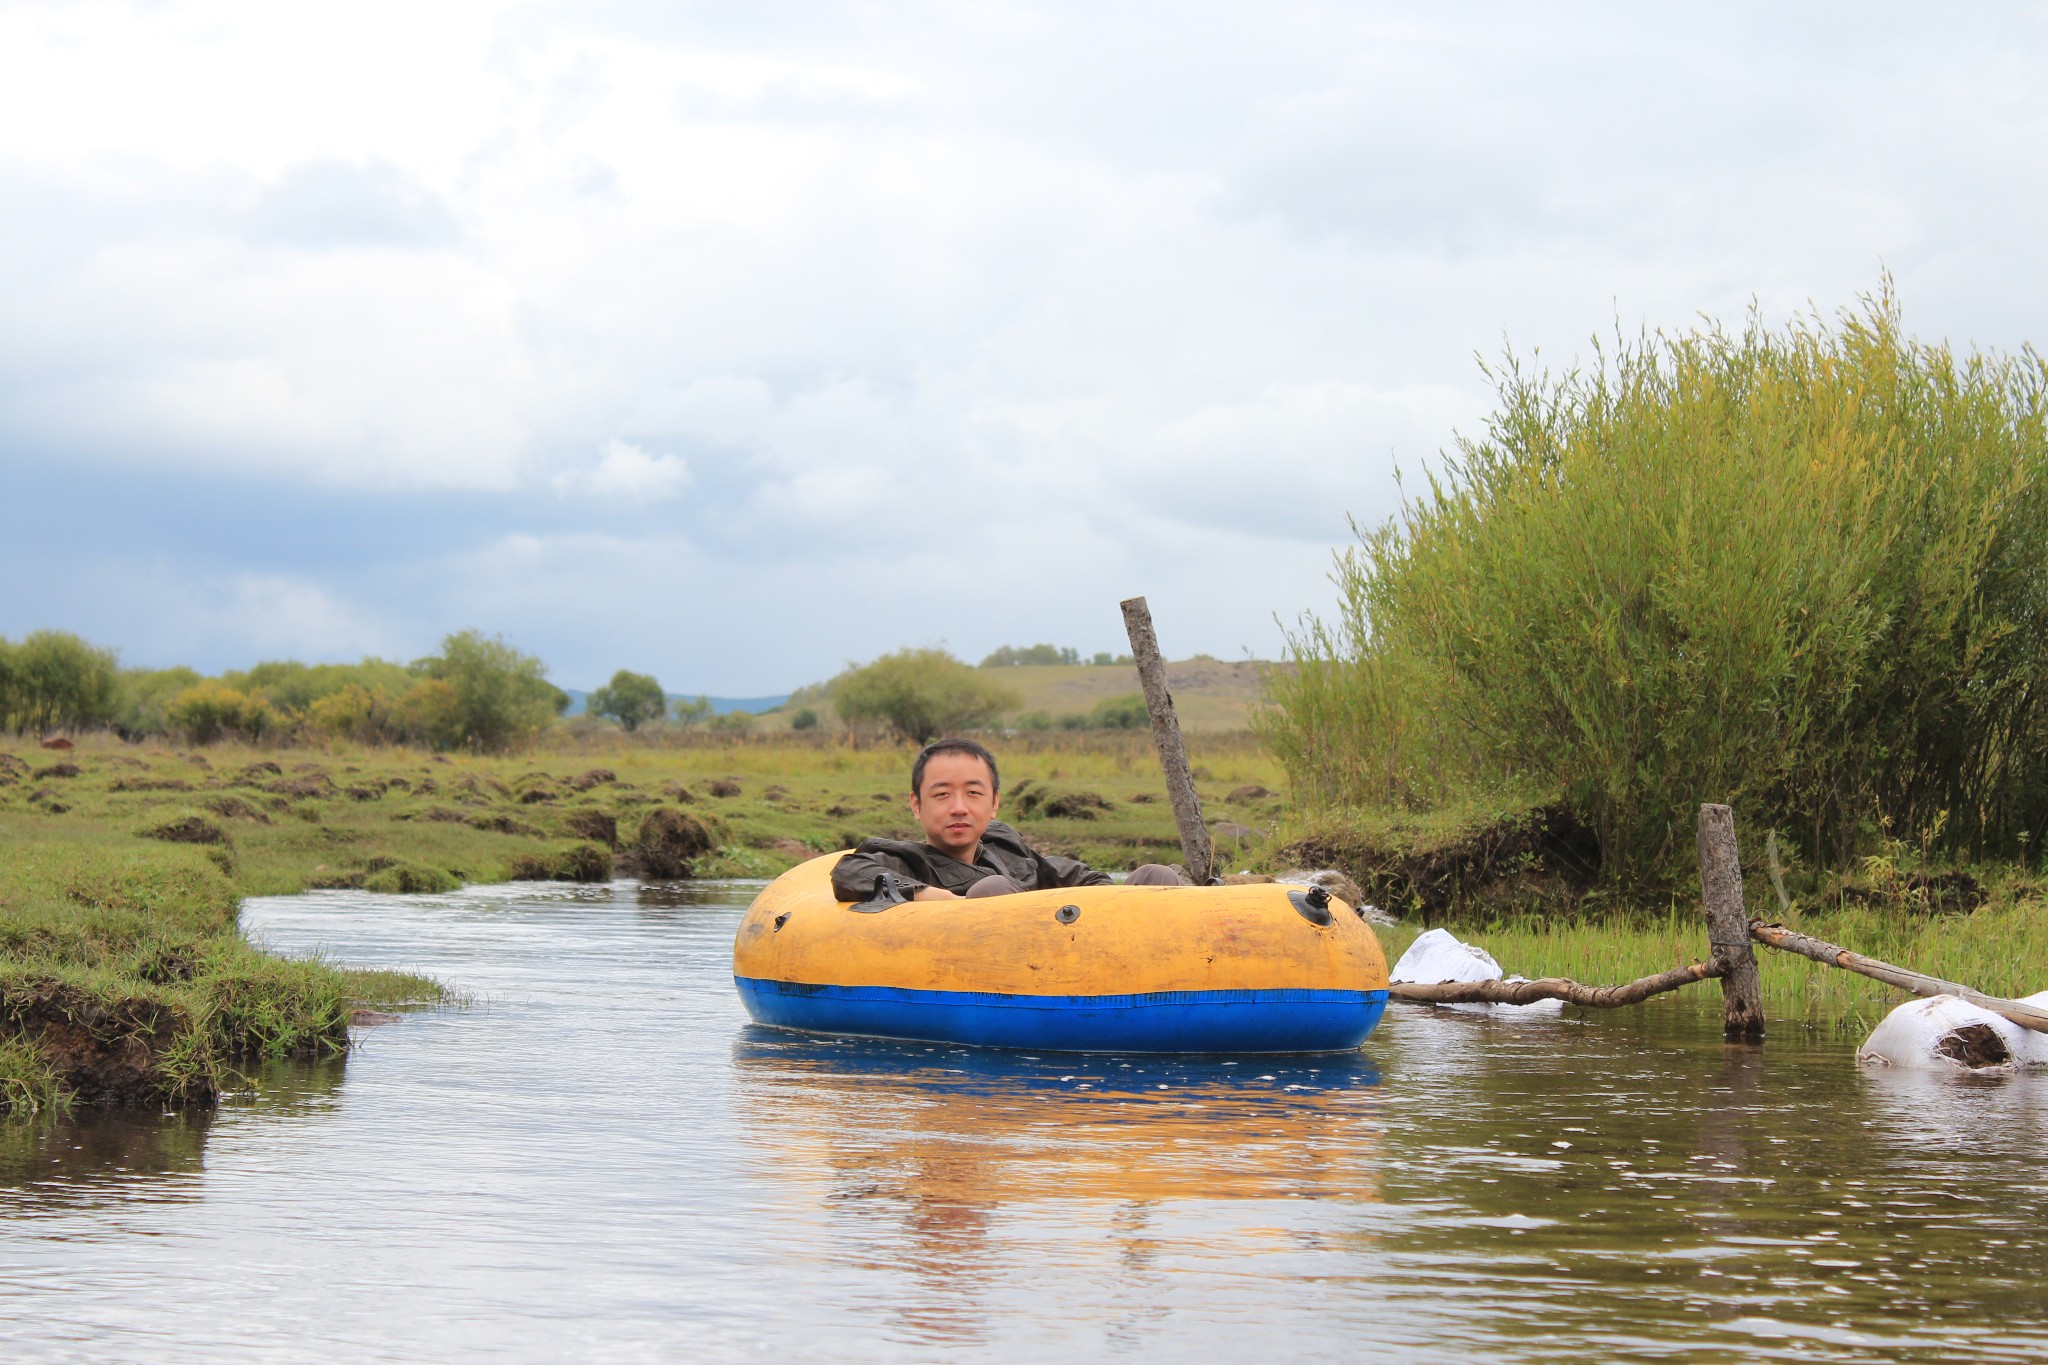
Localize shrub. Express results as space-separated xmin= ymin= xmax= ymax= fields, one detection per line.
xmin=1261 ymin=284 xmax=2048 ymax=881
xmin=832 ymin=648 xmax=1021 ymax=743
xmin=790 ymin=708 xmax=820 ymax=731
xmin=166 ymin=683 xmax=281 ymax=745
xmin=1088 ymin=692 xmax=1149 ymax=730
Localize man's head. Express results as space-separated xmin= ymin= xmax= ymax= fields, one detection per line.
xmin=909 ymin=738 xmax=1001 ymax=860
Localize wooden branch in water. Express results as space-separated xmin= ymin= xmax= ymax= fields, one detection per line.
xmin=1390 ymin=959 xmax=1726 ymax=1007
xmin=1119 ymin=595 xmax=1215 ymax=884
xmin=1747 ymin=921 xmax=2048 ymax=1035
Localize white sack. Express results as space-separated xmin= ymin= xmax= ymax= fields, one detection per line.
xmin=1388 ymin=928 xmax=1563 ymax=1015
xmin=1391 ymin=928 xmax=1503 ymax=984
xmin=1857 ymin=993 xmax=2048 ymax=1071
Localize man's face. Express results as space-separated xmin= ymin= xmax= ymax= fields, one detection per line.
xmin=910 ymin=752 xmax=1001 ymax=859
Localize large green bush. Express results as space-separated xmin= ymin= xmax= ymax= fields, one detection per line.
xmin=0 ymin=631 xmax=119 ymax=736
xmin=1261 ymin=288 xmax=2048 ymax=880
xmin=833 ymin=648 xmax=1021 ymax=743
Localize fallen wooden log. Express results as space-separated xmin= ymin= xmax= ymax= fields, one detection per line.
xmin=1390 ymin=959 xmax=1726 ymax=1007
xmin=1748 ymin=921 xmax=2048 ymax=1035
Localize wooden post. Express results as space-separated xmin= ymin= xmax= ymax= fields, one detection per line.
xmin=1698 ymin=803 xmax=1765 ymax=1039
xmin=1748 ymin=922 xmax=2048 ymax=1035
xmin=1119 ymin=596 xmax=1215 ymax=884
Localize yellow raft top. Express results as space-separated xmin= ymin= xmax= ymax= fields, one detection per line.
xmin=733 ymin=853 xmax=1390 ymax=998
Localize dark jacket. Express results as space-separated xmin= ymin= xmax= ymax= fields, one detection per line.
xmin=830 ymin=820 xmax=1113 ymax=903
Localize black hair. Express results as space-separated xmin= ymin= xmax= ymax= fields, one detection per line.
xmin=910 ymin=738 xmax=1000 ymax=797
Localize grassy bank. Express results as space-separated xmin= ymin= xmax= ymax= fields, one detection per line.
xmin=1 ymin=731 xmax=1285 ymax=1114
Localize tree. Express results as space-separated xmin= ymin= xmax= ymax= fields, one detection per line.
xmin=5 ymin=631 xmax=118 ymax=736
xmin=114 ymin=666 xmax=203 ymax=739
xmin=411 ymin=630 xmax=560 ymax=752
xmin=832 ymin=648 xmax=1020 ymax=743
xmin=587 ymin=669 xmax=668 ymax=732
xmin=671 ymin=695 xmax=712 ymax=726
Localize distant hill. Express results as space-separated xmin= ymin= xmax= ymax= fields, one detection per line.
xmin=988 ymin=657 xmax=1274 ymax=731
xmin=562 ymin=689 xmax=789 ymax=718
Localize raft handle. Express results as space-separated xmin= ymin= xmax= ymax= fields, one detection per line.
xmin=850 ymin=871 xmax=911 ymax=914
xmin=773 ymin=912 xmax=791 ymax=932
xmin=1289 ymin=885 xmax=1334 ymax=927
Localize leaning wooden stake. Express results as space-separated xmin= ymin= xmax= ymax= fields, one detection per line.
xmin=1119 ymin=596 xmax=1215 ymax=884
xmin=1699 ymin=803 xmax=1766 ymax=1039
xmin=1748 ymin=922 xmax=2048 ymax=1035
xmin=1391 ymin=959 xmax=1726 ymax=1007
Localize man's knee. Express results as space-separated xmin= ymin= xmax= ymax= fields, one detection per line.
xmin=1126 ymin=864 xmax=1187 ymax=887
xmin=965 ymin=874 xmax=1026 ymax=898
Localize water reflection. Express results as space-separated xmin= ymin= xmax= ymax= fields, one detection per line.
xmin=731 ymin=1031 xmax=1385 ymax=1346
xmin=0 ymin=1057 xmax=344 ymax=1216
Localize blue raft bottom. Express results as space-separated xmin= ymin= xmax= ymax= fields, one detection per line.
xmin=734 ymin=978 xmax=1389 ymax=1054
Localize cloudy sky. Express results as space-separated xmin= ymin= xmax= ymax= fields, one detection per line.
xmin=3 ymin=2 xmax=2044 ymax=693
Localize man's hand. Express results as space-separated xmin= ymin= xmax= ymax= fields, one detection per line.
xmin=913 ymin=885 xmax=961 ymax=902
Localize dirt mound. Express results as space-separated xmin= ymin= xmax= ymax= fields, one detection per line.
xmin=265 ymin=775 xmax=333 ymax=799
xmin=707 ymin=779 xmax=742 ymax=798
xmin=112 ymin=777 xmax=194 ymax=793
xmin=624 ymin=808 xmax=717 ymax=878
xmin=40 ymin=736 xmax=73 ymax=750
xmin=1227 ymin=785 xmax=1274 ymax=802
xmin=142 ymin=816 xmax=229 ymax=845
xmin=1 ymin=980 xmax=200 ymax=1107
xmin=566 ymin=768 xmax=617 ymax=792
xmin=518 ymin=786 xmax=561 ymax=805
xmin=1032 ymin=790 xmax=1115 ymax=820
xmin=508 ymin=843 xmax=613 ymax=883
xmin=465 ymin=812 xmax=540 ymax=836
xmin=0 ymin=754 xmax=28 ymax=777
xmin=564 ymin=809 xmax=619 ymax=848
xmin=32 ymin=762 xmax=81 ymax=779
xmin=1279 ymin=802 xmax=1601 ymax=920
xmin=234 ymin=761 xmax=283 ymax=782
xmin=203 ymin=795 xmax=270 ymax=823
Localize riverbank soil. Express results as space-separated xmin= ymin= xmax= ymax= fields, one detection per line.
xmin=0 ymin=733 xmax=1285 ymax=1114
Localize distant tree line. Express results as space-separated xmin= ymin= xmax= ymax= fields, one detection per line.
xmin=2 ymin=628 xmax=577 ymax=753
xmin=979 ymin=643 xmax=1131 ymax=668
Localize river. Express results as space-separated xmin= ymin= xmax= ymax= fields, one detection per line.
xmin=3 ymin=879 xmax=2046 ymax=1361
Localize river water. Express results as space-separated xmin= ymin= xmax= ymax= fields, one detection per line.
xmin=3 ymin=879 xmax=2046 ymax=1362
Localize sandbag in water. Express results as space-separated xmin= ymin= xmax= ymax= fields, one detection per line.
xmin=1857 ymin=991 xmax=2048 ymax=1072
xmin=1388 ymin=927 xmax=1563 ymax=1015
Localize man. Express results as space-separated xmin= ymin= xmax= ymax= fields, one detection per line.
xmin=830 ymin=737 xmax=1186 ymax=902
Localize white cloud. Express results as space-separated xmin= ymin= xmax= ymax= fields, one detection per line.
xmin=4 ymin=2 xmax=2047 ymax=687
xmin=552 ymin=438 xmax=692 ymax=500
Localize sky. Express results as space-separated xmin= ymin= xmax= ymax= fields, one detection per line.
xmin=4 ymin=1 xmax=2046 ymax=693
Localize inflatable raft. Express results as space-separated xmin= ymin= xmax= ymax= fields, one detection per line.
xmin=731 ymin=854 xmax=1390 ymax=1053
